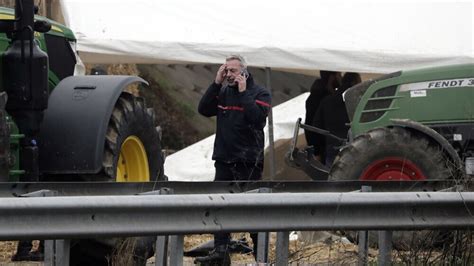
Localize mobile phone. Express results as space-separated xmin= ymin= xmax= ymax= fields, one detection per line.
xmin=241 ymin=69 xmax=249 ymax=79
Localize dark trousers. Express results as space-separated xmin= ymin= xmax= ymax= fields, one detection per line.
xmin=214 ymin=161 xmax=263 ymax=254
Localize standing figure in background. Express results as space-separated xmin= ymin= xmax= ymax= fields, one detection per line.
xmin=196 ymin=55 xmax=272 ymax=265
xmin=312 ymin=72 xmax=362 ymax=166
xmin=304 ymin=71 xmax=341 ymax=152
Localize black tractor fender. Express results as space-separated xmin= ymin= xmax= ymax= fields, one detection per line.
xmin=389 ymin=119 xmax=462 ymax=168
xmin=38 ymin=75 xmax=148 ymax=174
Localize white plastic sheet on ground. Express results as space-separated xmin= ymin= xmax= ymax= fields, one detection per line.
xmin=60 ymin=0 xmax=473 ymax=74
xmin=164 ymin=93 xmax=308 ymax=181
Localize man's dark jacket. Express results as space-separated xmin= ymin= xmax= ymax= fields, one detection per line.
xmin=198 ymin=75 xmax=271 ymax=163
xmin=305 ymin=79 xmax=329 ymax=146
xmin=312 ymin=93 xmax=349 ymax=163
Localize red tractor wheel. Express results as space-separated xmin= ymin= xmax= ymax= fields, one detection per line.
xmin=329 ymin=127 xmax=453 ymax=181
xmin=360 ymin=157 xmax=426 ymax=181
xmin=329 ymin=127 xmax=455 ymax=250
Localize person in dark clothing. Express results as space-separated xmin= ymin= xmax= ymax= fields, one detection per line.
xmin=196 ymin=55 xmax=271 ymax=265
xmin=312 ymin=72 xmax=361 ymax=166
xmin=304 ymin=71 xmax=341 ymax=151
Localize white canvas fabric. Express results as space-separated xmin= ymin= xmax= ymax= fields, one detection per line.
xmin=60 ymin=0 xmax=473 ymax=74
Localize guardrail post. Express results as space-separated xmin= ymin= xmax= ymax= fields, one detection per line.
xmin=378 ymin=230 xmax=393 ymax=266
xmin=155 ymin=235 xmax=169 ymax=266
xmin=256 ymin=232 xmax=269 ymax=263
xmin=358 ymin=186 xmax=371 ymax=266
xmin=55 ymin=240 xmax=70 ymax=266
xmin=44 ymin=240 xmax=54 ymax=266
xmin=256 ymin=188 xmax=271 ymax=263
xmin=21 ymin=190 xmax=67 ymax=266
xmin=244 ymin=187 xmax=272 ymax=263
xmin=44 ymin=238 xmax=70 ymax=266
xmin=143 ymin=188 xmax=175 ymax=266
xmin=275 ymin=231 xmax=289 ymax=266
xmin=168 ymin=235 xmax=184 ymax=266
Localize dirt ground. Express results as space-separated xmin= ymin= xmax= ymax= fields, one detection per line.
xmin=1 ymin=232 xmax=463 ymax=265
xmin=146 ymin=233 xmax=379 ymax=265
xmin=1 ymin=235 xmax=373 ymax=265
xmin=0 ymin=241 xmax=16 ymax=263
xmin=0 ymin=241 xmax=42 ymax=265
xmin=181 ymin=233 xmax=377 ymax=265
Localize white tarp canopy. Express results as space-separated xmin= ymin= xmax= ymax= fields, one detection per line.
xmin=60 ymin=0 xmax=473 ymax=74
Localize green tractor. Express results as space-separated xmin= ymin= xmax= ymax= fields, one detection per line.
xmin=0 ymin=0 xmax=164 ymax=264
xmin=0 ymin=0 xmax=164 ymax=182
xmin=288 ymin=63 xmax=474 ymax=181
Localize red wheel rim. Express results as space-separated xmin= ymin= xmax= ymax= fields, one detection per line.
xmin=360 ymin=157 xmax=426 ymax=181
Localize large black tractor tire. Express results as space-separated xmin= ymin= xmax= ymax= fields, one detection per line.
xmin=70 ymin=237 xmax=155 ymax=266
xmin=102 ymin=91 xmax=164 ymax=181
xmin=329 ymin=127 xmax=453 ymax=181
xmin=329 ymin=127 xmax=454 ymax=250
xmin=70 ymin=92 xmax=163 ymax=266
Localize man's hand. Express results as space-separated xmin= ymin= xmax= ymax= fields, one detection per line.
xmin=236 ymin=74 xmax=247 ymax=92
xmin=215 ymin=64 xmax=227 ymax=84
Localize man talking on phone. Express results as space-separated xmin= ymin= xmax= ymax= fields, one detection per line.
xmin=196 ymin=55 xmax=272 ymax=265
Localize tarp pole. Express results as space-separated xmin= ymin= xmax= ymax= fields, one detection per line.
xmin=265 ymin=67 xmax=276 ymax=180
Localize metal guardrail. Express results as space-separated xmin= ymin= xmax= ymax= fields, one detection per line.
xmin=0 ymin=180 xmax=465 ymax=197
xmin=1 ymin=191 xmax=473 ymax=240
xmin=2 ymin=181 xmax=472 ymax=265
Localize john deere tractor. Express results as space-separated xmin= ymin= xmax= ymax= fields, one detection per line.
xmin=288 ymin=63 xmax=474 ymax=181
xmin=0 ymin=1 xmax=163 ymax=264
xmin=0 ymin=0 xmax=164 ymax=182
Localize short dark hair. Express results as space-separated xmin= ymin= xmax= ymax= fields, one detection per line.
xmin=320 ymin=70 xmax=338 ymax=81
xmin=341 ymin=72 xmax=361 ymax=91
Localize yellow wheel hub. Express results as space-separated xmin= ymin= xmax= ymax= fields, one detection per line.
xmin=116 ymin=136 xmax=150 ymax=182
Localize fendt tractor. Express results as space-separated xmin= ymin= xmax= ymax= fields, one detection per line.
xmin=288 ymin=64 xmax=474 ymax=182
xmin=0 ymin=0 xmax=164 ymax=182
